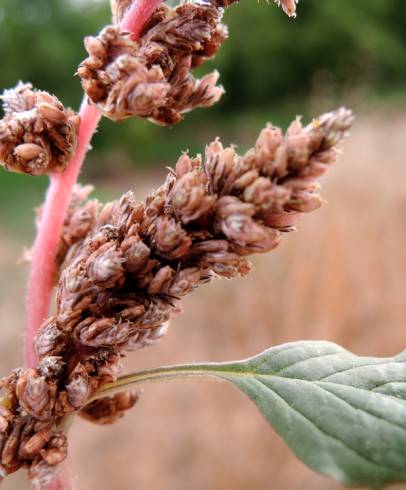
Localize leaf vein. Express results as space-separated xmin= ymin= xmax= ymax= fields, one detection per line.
xmin=315 ymin=383 xmax=406 ymax=432
xmin=255 ymin=378 xmax=402 ymax=473
xmin=371 ymin=381 xmax=406 ymax=392
xmin=272 ymin=352 xmax=343 ymax=376
xmin=317 ymin=361 xmax=405 ymax=382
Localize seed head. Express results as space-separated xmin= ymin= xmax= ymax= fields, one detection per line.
xmin=1 ymin=107 xmax=353 ymax=484
xmin=0 ymin=83 xmax=79 ymax=175
xmin=78 ymin=3 xmax=227 ymax=124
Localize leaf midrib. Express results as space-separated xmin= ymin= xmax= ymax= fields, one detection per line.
xmin=213 ymin=369 xmax=406 ymax=423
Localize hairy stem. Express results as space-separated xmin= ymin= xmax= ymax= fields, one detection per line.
xmin=45 ymin=464 xmax=74 ymax=490
xmin=122 ymin=0 xmax=162 ymax=37
xmin=25 ymin=101 xmax=101 ymax=369
xmin=91 ymin=363 xmax=232 ymax=403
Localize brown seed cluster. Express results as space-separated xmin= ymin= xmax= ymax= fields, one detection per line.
xmin=0 ymin=83 xmax=79 ymax=176
xmin=0 ymin=362 xmax=68 ymax=483
xmin=77 ymin=3 xmax=227 ymax=124
xmin=0 ymin=108 xmax=352 ymax=484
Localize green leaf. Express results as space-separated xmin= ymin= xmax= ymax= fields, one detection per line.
xmin=93 ymin=341 xmax=406 ymax=488
xmin=219 ymin=341 xmax=406 ymax=488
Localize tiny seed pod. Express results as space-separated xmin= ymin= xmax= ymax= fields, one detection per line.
xmin=40 ymin=432 xmax=68 ymax=466
xmin=153 ymin=216 xmax=192 ymax=259
xmin=84 ymin=36 xmax=106 ymax=59
xmin=16 ymin=370 xmax=56 ymax=419
xmin=76 ymin=317 xmax=133 ymax=347
xmin=175 ymin=153 xmax=193 ymax=178
xmin=38 ymin=357 xmax=65 ymax=379
xmin=19 ymin=430 xmax=51 ymax=458
xmin=34 ymin=319 xmax=66 ymax=360
xmin=66 ymin=376 xmax=91 ymax=409
xmin=38 ymin=103 xmax=67 ymax=123
xmin=1 ymin=417 xmax=25 ymax=466
xmin=86 ymin=243 xmax=125 ymax=288
xmin=37 ymin=91 xmax=57 ymax=106
xmin=14 ymin=143 xmax=44 ymax=161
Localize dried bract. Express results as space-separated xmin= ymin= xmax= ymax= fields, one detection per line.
xmin=15 ymin=369 xmax=57 ymax=419
xmin=111 ymin=0 xmax=133 ymax=24
xmin=275 ymin=0 xmax=299 ymax=17
xmin=80 ymin=391 xmax=139 ymax=425
xmin=78 ymin=3 xmax=227 ymax=124
xmin=56 ymin=184 xmax=100 ymax=269
xmin=0 ymin=83 xmax=79 ymax=175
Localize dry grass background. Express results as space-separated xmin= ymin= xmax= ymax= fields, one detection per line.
xmin=1 ymin=112 xmax=406 ymax=489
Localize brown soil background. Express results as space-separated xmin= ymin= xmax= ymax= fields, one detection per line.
xmin=1 ymin=113 xmax=406 ymax=489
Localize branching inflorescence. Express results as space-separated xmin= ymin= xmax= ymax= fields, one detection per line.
xmin=0 ymin=0 xmax=354 ymax=488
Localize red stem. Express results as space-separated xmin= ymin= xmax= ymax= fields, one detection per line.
xmin=121 ymin=0 xmax=160 ymax=37
xmin=24 ymin=0 xmax=162 ymax=488
xmin=45 ymin=463 xmax=73 ymax=490
xmin=25 ymin=100 xmax=101 ymax=369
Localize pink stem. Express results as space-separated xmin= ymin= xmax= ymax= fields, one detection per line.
xmin=46 ymin=479 xmax=66 ymax=490
xmin=24 ymin=0 xmax=162 ymax=488
xmin=121 ymin=0 xmax=160 ymax=37
xmin=45 ymin=464 xmax=74 ymax=490
xmin=25 ymin=100 xmax=101 ymax=369
xmin=46 ymin=480 xmax=65 ymax=490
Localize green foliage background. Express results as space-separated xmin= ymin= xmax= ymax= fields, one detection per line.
xmin=0 ymin=0 xmax=405 ymax=233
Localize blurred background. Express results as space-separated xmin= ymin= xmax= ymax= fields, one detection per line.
xmin=1 ymin=0 xmax=406 ymax=488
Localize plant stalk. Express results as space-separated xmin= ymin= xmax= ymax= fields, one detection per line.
xmin=25 ymin=101 xmax=101 ymax=369
xmin=91 ymin=363 xmax=232 ymax=403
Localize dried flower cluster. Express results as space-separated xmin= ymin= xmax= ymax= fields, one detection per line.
xmin=0 ymin=83 xmax=79 ymax=176
xmin=0 ymin=107 xmax=352 ymax=484
xmin=78 ymin=2 xmax=227 ymax=125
